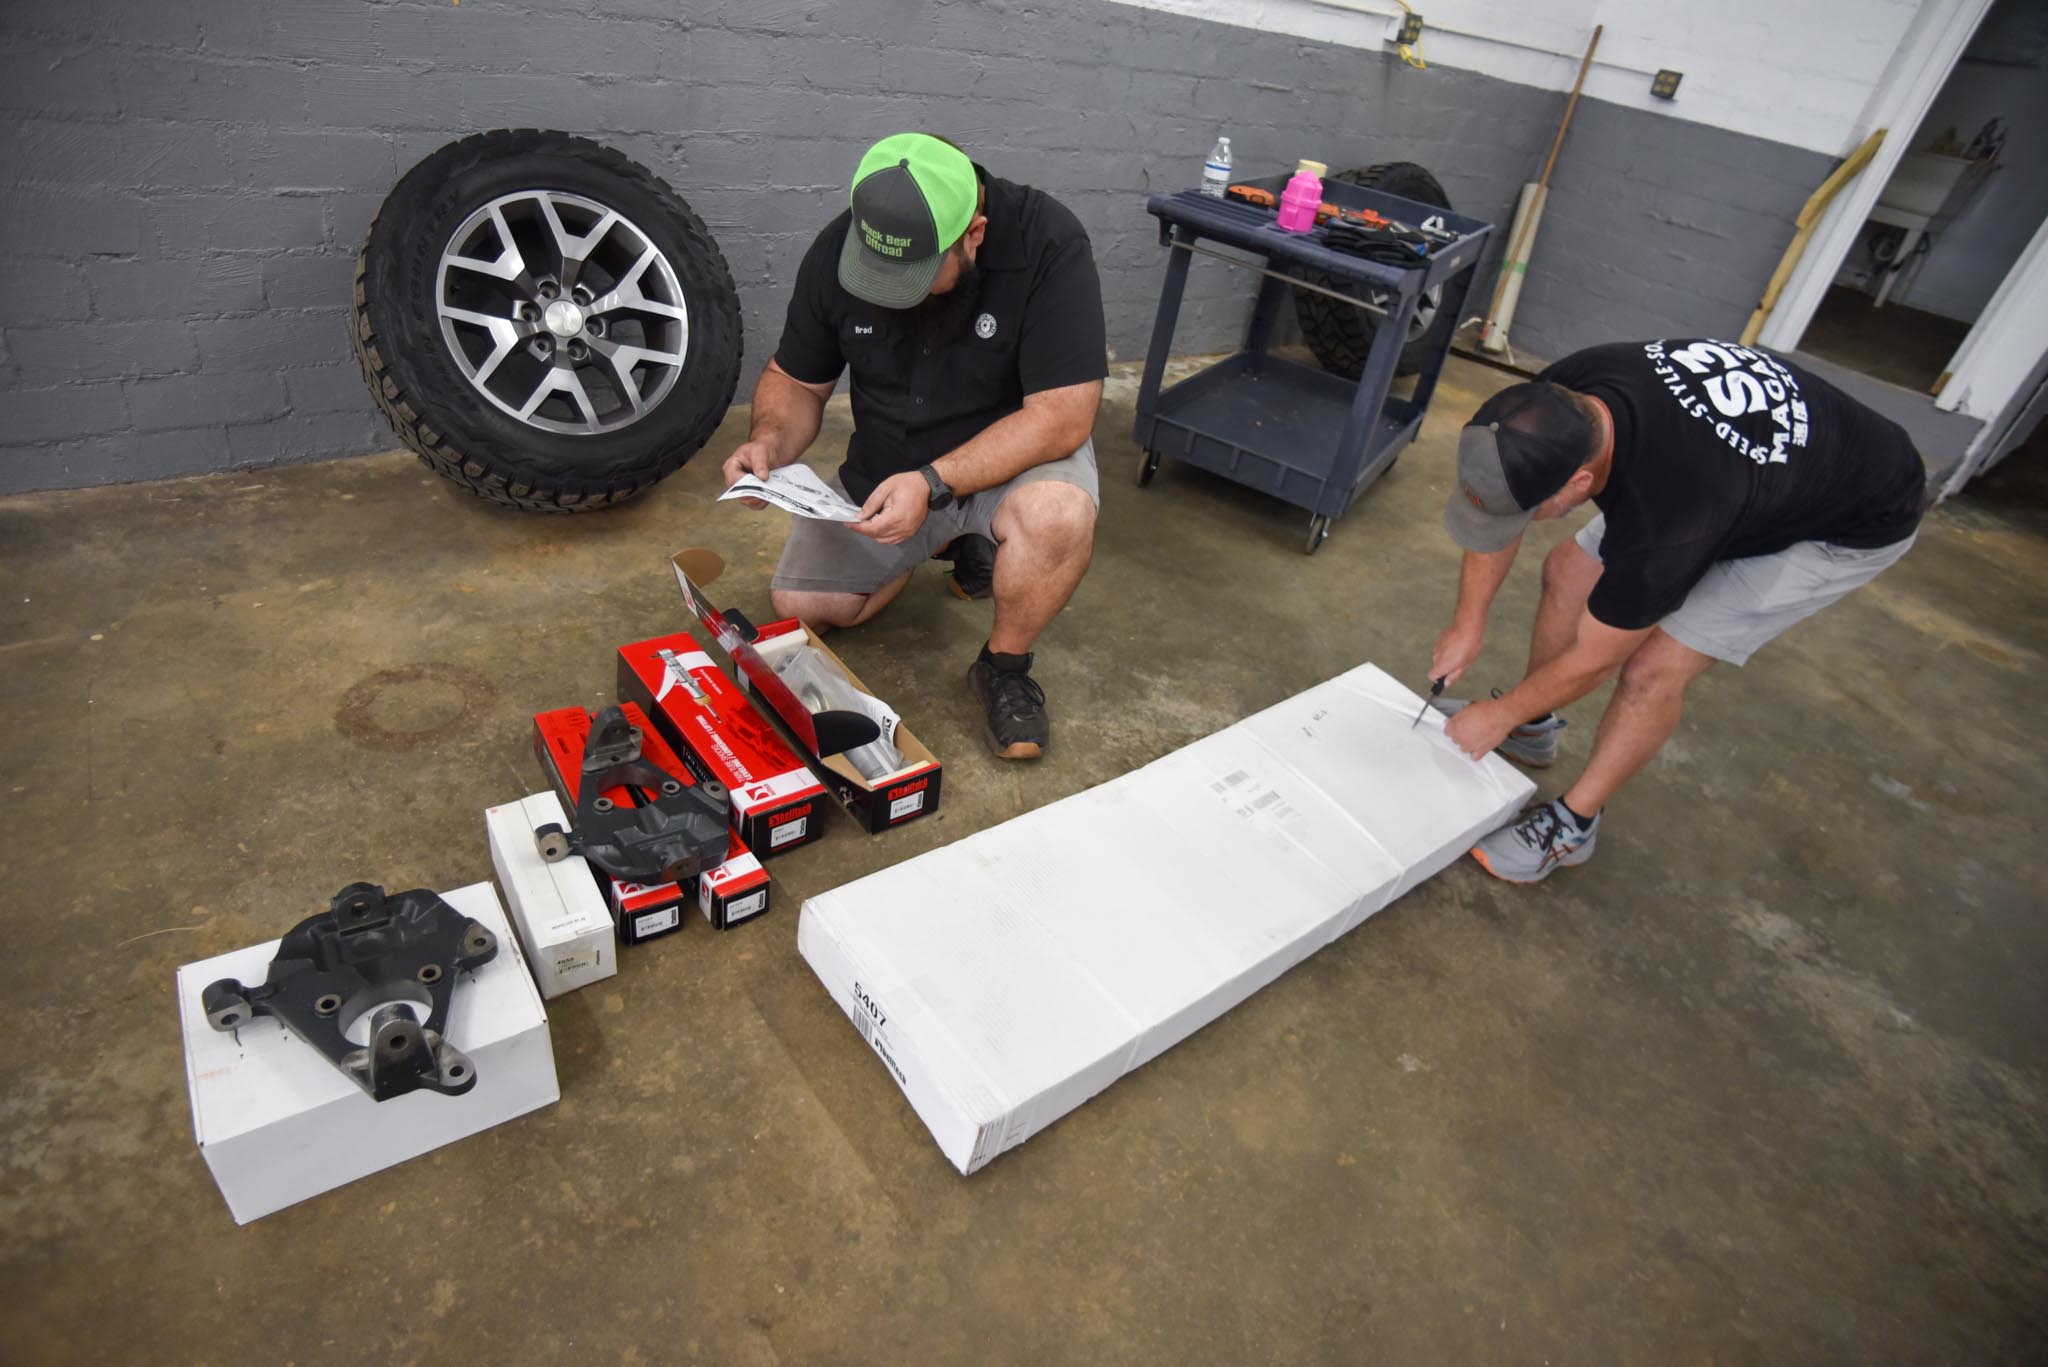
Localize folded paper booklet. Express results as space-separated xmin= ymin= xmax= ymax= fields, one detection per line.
xmin=719 ymin=465 xmax=865 ymax=522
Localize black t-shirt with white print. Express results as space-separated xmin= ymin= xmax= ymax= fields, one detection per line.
xmin=1540 ymin=340 xmax=1925 ymax=632
xmin=774 ymin=165 xmax=1108 ymax=504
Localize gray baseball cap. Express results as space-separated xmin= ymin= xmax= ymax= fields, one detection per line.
xmin=1442 ymin=382 xmax=1595 ymax=553
xmin=838 ymin=133 xmax=979 ymax=309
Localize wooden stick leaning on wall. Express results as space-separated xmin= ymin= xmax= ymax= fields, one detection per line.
xmin=1478 ymin=24 xmax=1601 ymax=338
xmin=1739 ymin=128 xmax=1887 ymax=346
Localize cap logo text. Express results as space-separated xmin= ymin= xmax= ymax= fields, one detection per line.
xmin=859 ymin=218 xmax=912 ymax=258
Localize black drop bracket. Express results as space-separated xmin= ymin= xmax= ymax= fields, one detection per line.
xmin=533 ymin=704 xmax=730 ymax=883
xmin=201 ymin=883 xmax=499 ymax=1102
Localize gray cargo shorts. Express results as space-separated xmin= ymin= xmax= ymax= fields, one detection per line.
xmin=770 ymin=438 xmax=1099 ymax=596
xmin=1575 ymin=513 xmax=1916 ymax=666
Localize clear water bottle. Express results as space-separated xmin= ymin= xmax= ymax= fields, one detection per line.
xmin=1200 ymin=136 xmax=1231 ymax=198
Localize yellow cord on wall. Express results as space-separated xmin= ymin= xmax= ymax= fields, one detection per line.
xmin=1392 ymin=0 xmax=1426 ymax=68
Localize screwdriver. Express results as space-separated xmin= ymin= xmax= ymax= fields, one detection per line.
xmin=1409 ymin=676 xmax=1445 ymax=730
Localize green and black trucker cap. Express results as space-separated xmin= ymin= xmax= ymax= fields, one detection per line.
xmin=838 ymin=133 xmax=979 ymax=309
xmin=1443 ymin=382 xmax=1597 ymax=553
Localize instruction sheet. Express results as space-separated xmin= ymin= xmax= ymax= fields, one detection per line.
xmin=719 ymin=464 xmax=865 ymax=522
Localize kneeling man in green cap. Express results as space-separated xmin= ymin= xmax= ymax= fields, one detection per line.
xmin=722 ymin=132 xmax=1107 ymax=761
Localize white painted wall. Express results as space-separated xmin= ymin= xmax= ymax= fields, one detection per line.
xmin=1110 ymin=0 xmax=1922 ymax=154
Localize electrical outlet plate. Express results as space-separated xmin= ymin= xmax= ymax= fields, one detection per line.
xmin=1652 ymin=69 xmax=1682 ymax=99
xmin=1396 ymin=12 xmax=1423 ymax=45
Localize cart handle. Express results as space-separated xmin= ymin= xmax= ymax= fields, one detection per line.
xmin=1166 ymin=237 xmax=1392 ymax=318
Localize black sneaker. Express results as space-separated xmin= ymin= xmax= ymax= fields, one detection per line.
xmin=966 ymin=645 xmax=1048 ymax=760
xmin=935 ymin=533 xmax=995 ymax=601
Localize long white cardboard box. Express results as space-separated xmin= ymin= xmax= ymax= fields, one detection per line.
xmin=798 ymin=663 xmax=1536 ymax=1174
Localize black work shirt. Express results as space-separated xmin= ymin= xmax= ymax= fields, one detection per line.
xmin=774 ymin=166 xmax=1108 ymax=503
xmin=1541 ymin=340 xmax=1926 ymax=631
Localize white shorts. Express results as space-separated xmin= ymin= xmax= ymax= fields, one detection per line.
xmin=1574 ymin=514 xmax=1916 ymax=666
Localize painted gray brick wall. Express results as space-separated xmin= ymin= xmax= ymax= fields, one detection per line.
xmin=0 ymin=0 xmax=1832 ymax=494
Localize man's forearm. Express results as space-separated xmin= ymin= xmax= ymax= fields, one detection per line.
xmin=1496 ymin=614 xmax=1651 ymax=725
xmin=931 ymin=384 xmax=1100 ymax=496
xmin=1452 ymin=543 xmax=1520 ymax=628
xmin=747 ymin=364 xmax=829 ymax=466
xmin=1498 ymin=649 xmax=1615 ymax=727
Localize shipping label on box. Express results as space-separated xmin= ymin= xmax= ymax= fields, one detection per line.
xmin=617 ymin=631 xmax=827 ymax=855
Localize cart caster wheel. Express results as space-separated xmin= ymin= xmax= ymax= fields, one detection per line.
xmin=1305 ymin=515 xmax=1331 ymax=554
xmin=1137 ymin=449 xmax=1161 ymax=486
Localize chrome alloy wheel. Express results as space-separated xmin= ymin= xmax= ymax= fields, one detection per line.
xmin=435 ymin=190 xmax=689 ymax=435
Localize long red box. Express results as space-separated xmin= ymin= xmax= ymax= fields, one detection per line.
xmin=617 ymin=632 xmax=827 ymax=856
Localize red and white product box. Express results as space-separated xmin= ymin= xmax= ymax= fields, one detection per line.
xmin=616 ymin=632 xmax=827 ymax=856
xmin=666 ymin=552 xmax=943 ymax=835
xmin=532 ymin=703 xmax=772 ymax=941
xmin=699 ymin=846 xmax=770 ymax=930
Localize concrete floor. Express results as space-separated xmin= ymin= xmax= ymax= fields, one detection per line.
xmin=3 ymin=355 xmax=2044 ymax=1363
xmin=1799 ymin=284 xmax=1972 ymax=394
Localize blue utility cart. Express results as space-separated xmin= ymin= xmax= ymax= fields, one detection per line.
xmin=1133 ymin=175 xmax=1493 ymax=552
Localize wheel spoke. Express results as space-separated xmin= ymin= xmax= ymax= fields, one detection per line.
xmin=444 ymin=204 xmax=526 ymax=282
xmin=586 ymin=336 xmax=686 ymax=417
xmin=537 ymin=195 xmax=619 ymax=291
xmin=589 ymin=246 xmax=687 ymax=321
xmin=437 ymin=306 xmax=527 ymax=386
xmin=517 ymin=363 xmax=601 ymax=429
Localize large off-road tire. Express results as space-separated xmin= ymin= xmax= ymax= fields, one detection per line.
xmin=1293 ymin=162 xmax=1463 ymax=380
xmin=351 ymin=129 xmax=742 ymax=512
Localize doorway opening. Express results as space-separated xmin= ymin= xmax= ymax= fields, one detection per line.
xmin=1796 ymin=0 xmax=2048 ymax=400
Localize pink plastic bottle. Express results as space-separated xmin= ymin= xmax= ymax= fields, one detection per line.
xmin=1276 ymin=158 xmax=1326 ymax=233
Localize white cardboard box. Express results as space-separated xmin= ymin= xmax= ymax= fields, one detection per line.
xmin=486 ymin=791 xmax=619 ymax=997
xmin=798 ymin=664 xmax=1536 ymax=1174
xmin=178 ymin=882 xmax=559 ymax=1224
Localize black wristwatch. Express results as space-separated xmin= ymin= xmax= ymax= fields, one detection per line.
xmin=919 ymin=464 xmax=956 ymax=511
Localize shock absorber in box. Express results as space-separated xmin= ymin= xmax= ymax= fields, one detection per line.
xmin=616 ymin=633 xmax=828 ymax=855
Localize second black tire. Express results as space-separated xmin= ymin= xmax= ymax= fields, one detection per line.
xmin=351 ymin=129 xmax=743 ymax=512
xmin=1292 ymin=162 xmax=1462 ymax=380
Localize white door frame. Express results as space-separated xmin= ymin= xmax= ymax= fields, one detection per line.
xmin=1758 ymin=0 xmax=1996 ymax=356
xmin=1939 ymin=213 xmax=2048 ymax=491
